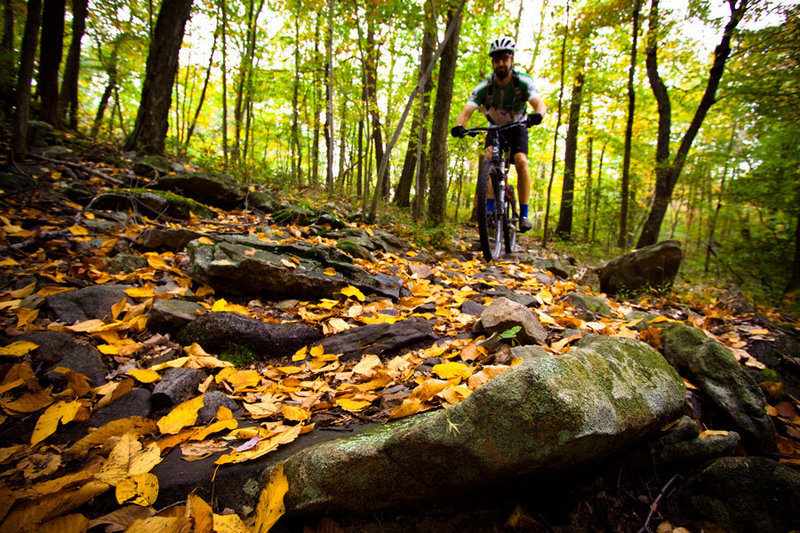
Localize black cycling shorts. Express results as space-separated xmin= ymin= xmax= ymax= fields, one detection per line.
xmin=485 ymin=124 xmax=529 ymax=158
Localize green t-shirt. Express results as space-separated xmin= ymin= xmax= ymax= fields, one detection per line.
xmin=467 ymin=69 xmax=540 ymax=125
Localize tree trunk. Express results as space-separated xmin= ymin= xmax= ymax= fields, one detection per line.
xmin=11 ymin=0 xmax=42 ymax=157
xmin=543 ymin=1 xmax=570 ymax=248
xmin=220 ymin=0 xmax=229 ymax=169
xmin=325 ymin=0 xmax=334 ymax=194
xmin=0 ymin=0 xmax=15 ymax=114
xmin=705 ymin=124 xmax=737 ymax=272
xmin=426 ymin=7 xmax=462 ymax=225
xmin=365 ymin=12 xmax=384 ymax=201
xmin=555 ymin=47 xmax=586 ymax=240
xmin=785 ymin=203 xmax=800 ymax=296
xmin=185 ymin=30 xmax=217 ymax=148
xmin=124 ymin=0 xmax=193 ymax=155
xmin=394 ymin=0 xmax=435 ymax=209
xmin=37 ymin=0 xmax=65 ymax=127
xmin=619 ymin=0 xmax=641 ymax=249
xmin=583 ymin=102 xmax=593 ymax=240
xmin=58 ymin=0 xmax=87 ymax=130
xmin=637 ymin=0 xmax=748 ymax=248
xmin=312 ymin=12 xmax=321 ymax=186
xmin=291 ymin=9 xmax=301 ymax=186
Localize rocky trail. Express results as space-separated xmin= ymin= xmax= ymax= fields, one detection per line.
xmin=1 ymin=138 xmax=800 ymax=532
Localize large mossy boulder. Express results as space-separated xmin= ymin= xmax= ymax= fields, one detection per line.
xmin=660 ymin=323 xmax=776 ymax=454
xmin=150 ymin=172 xmax=247 ymax=210
xmin=263 ymin=335 xmax=684 ymax=515
xmin=669 ymin=456 xmax=800 ymax=533
xmin=186 ymin=236 xmax=402 ymax=301
xmin=597 ymin=240 xmax=683 ymax=295
xmin=92 ymin=188 xmax=215 ymax=219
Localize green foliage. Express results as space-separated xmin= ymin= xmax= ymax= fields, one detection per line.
xmin=219 ymin=343 xmax=257 ymax=367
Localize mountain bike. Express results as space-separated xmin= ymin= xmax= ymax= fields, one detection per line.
xmin=461 ymin=120 xmax=529 ymax=262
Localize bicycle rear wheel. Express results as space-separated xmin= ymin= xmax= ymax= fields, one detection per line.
xmin=476 ymin=161 xmax=503 ymax=262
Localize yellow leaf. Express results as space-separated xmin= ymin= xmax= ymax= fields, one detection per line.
xmin=212 ymin=513 xmax=251 ymax=533
xmin=128 ymin=368 xmax=161 ymax=384
xmin=291 ymin=346 xmax=308 ymax=362
xmin=124 ymin=286 xmax=156 ymax=299
xmin=242 ymin=401 xmax=279 ymax=419
xmin=67 ymin=225 xmax=89 ymax=236
xmin=124 ymin=516 xmax=190 ymax=533
xmin=197 ymin=236 xmax=215 ymax=245
xmin=195 ymin=284 xmax=215 ymax=297
xmin=388 ymin=397 xmax=423 ymax=420
xmin=468 ymin=365 xmax=509 ymax=390
xmin=341 ymin=285 xmax=365 ymax=302
xmin=336 ymin=398 xmax=372 ymax=411
xmin=0 ymin=340 xmax=39 ymax=357
xmin=190 ymin=419 xmax=238 ymax=441
xmin=31 ymin=400 xmax=82 ymax=445
xmin=115 ymin=472 xmax=158 ymax=506
xmin=323 ymin=267 xmax=337 ymax=276
xmin=253 ymin=463 xmax=288 ymax=533
xmin=536 ymin=289 xmax=553 ymax=305
xmin=96 ymin=432 xmax=162 ymax=486
xmin=9 ymin=282 xmax=36 ymax=299
xmin=280 ymin=258 xmax=297 ymax=269
xmin=410 ymin=378 xmax=450 ymax=401
xmin=64 ymin=319 xmax=106 ymax=333
xmin=67 ymin=417 xmax=158 ymax=458
xmin=281 ymin=404 xmax=311 ymax=422
xmin=211 ymin=298 xmax=250 ymax=315
xmin=431 ymin=362 xmax=473 ymax=381
xmin=157 ymin=395 xmax=205 ymax=435
xmin=38 ymin=513 xmax=89 ymax=533
xmin=188 ymin=493 xmax=213 ymax=533
xmin=215 ymin=425 xmax=302 ymax=465
xmin=224 ymin=370 xmax=262 ymax=392
xmin=16 ymin=308 xmax=39 ymax=328
xmin=0 ymin=389 xmax=54 ymax=415
xmin=352 ymin=354 xmax=382 ymax=376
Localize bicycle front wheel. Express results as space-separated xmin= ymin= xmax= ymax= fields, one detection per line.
xmin=476 ymin=161 xmax=503 ymax=262
xmin=503 ymin=193 xmax=517 ymax=254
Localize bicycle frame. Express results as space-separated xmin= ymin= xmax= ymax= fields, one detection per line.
xmin=463 ymin=119 xmax=526 ymax=261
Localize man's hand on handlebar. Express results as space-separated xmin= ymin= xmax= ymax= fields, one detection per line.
xmin=527 ymin=113 xmax=543 ymax=127
xmin=451 ymin=125 xmax=467 ymax=138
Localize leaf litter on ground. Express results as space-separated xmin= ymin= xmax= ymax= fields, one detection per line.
xmin=1 ymin=181 xmax=799 ymax=532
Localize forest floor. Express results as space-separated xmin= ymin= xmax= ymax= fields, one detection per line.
xmin=1 ymin=139 xmax=799 ymax=532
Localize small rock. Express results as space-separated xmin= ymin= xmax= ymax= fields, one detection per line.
xmin=476 ymin=297 xmax=547 ymax=345
xmin=152 ymin=368 xmax=207 ymax=409
xmin=90 ymin=388 xmax=152 ymax=427
xmin=197 ymin=391 xmax=242 ymax=424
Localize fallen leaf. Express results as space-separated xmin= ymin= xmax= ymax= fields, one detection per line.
xmin=341 ymin=285 xmax=365 ymax=302
xmin=68 ymin=417 xmax=158 ymax=458
xmin=30 ymin=400 xmax=82 ymax=445
xmin=212 ymin=513 xmax=251 ymax=533
xmin=253 ymin=463 xmax=288 ymax=533
xmin=123 ymin=516 xmax=190 ymax=533
xmin=431 ymin=362 xmax=473 ymax=381
xmin=96 ymin=432 xmax=162 ymax=486
xmin=38 ymin=513 xmax=89 ymax=533
xmin=215 ymin=425 xmax=302 ymax=465
xmin=157 ymin=395 xmax=205 ymax=435
xmin=187 ymin=492 xmax=213 ymax=533
xmin=336 ymin=398 xmax=372 ymax=411
xmin=87 ymin=505 xmax=156 ymax=533
xmin=128 ymin=368 xmax=161 ymax=384
xmin=115 ymin=473 xmax=159 ymax=506
xmin=388 ymin=397 xmax=423 ymax=420
xmin=0 ymin=340 xmax=39 ymax=357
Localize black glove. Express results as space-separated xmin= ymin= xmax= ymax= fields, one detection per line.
xmin=451 ymin=125 xmax=467 ymax=138
xmin=527 ymin=113 xmax=543 ymax=126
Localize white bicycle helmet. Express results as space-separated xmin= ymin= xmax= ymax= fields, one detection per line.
xmin=489 ymin=36 xmax=516 ymax=57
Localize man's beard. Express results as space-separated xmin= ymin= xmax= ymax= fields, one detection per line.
xmin=494 ymin=65 xmax=510 ymax=80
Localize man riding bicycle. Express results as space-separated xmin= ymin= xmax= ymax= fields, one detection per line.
xmin=451 ymin=36 xmax=547 ymax=233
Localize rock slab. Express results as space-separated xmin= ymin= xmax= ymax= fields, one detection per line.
xmin=264 ymin=335 xmax=685 ymax=515
xmin=597 ymin=240 xmax=682 ymax=295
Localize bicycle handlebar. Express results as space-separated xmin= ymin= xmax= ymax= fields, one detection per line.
xmin=461 ymin=119 xmax=532 ymax=138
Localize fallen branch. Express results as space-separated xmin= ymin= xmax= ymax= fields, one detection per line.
xmin=637 ymin=473 xmax=682 ymax=533
xmin=28 ymin=152 xmax=126 ymax=186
